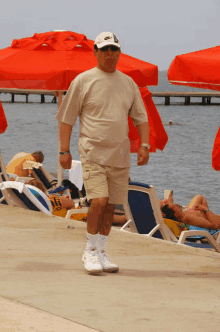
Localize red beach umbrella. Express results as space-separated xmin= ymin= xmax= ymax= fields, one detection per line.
xmin=0 ymin=31 xmax=167 ymax=182
xmin=0 ymin=101 xmax=8 ymax=134
xmin=167 ymin=45 xmax=220 ymax=91
xmin=0 ymin=31 xmax=158 ymax=90
xmin=129 ymin=87 xmax=168 ymax=153
xmin=168 ymin=46 xmax=220 ymax=171
xmin=212 ymin=126 xmax=220 ymax=171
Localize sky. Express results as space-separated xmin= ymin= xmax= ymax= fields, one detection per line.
xmin=1 ymin=0 xmax=219 ymax=70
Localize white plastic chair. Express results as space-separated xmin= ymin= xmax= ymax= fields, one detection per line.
xmin=120 ymin=182 xmax=220 ymax=253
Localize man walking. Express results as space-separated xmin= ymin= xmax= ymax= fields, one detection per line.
xmin=56 ymin=32 xmax=150 ymax=275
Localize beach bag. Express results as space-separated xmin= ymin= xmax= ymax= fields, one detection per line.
xmin=0 ymin=101 xmax=8 ymax=134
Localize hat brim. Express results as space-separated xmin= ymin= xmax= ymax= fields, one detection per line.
xmin=95 ymin=41 xmax=120 ymax=49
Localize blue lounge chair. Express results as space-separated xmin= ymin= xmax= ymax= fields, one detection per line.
xmin=121 ymin=182 xmax=220 ymax=253
xmin=0 ymin=181 xmax=52 ymax=214
xmin=23 ymin=160 xmax=70 ymax=197
xmin=22 ymin=160 xmax=58 ymax=191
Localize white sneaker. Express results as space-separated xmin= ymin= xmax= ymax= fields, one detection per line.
xmin=99 ymin=250 xmax=119 ymax=273
xmin=82 ymin=248 xmax=103 ymax=275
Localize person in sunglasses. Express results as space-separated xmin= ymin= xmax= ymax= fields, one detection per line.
xmin=56 ymin=32 xmax=150 ymax=275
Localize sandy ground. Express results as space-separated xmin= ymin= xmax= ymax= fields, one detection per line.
xmin=0 ymin=204 xmax=220 ymax=332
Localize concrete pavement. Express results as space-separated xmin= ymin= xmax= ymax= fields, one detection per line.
xmin=0 ymin=204 xmax=220 ymax=332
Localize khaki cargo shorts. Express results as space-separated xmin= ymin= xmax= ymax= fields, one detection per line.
xmin=82 ymin=160 xmax=130 ymax=205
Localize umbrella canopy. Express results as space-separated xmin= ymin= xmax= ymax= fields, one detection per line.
xmin=0 ymin=31 xmax=167 ymax=183
xmin=0 ymin=101 xmax=7 ymax=134
xmin=0 ymin=31 xmax=158 ymax=90
xmin=129 ymin=87 xmax=168 ymax=153
xmin=167 ymin=45 xmax=220 ymax=91
xmin=212 ymin=126 xmax=220 ymax=171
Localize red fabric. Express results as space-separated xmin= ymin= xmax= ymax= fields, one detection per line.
xmin=0 ymin=31 xmax=165 ymax=151
xmin=0 ymin=101 xmax=8 ymax=133
xmin=129 ymin=87 xmax=168 ymax=153
xmin=167 ymin=45 xmax=220 ymax=91
xmin=212 ymin=126 xmax=220 ymax=171
xmin=0 ymin=31 xmax=158 ymax=90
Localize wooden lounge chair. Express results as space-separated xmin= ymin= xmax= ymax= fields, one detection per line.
xmin=120 ymin=182 xmax=220 ymax=253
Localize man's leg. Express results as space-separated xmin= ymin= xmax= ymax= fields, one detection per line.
xmin=94 ymin=166 xmax=129 ymax=273
xmin=98 ymin=203 xmax=115 ymax=235
xmin=96 ymin=202 xmax=119 ymax=273
xmin=83 ymin=197 xmax=109 ymax=275
xmin=87 ymin=197 xmax=109 ymax=234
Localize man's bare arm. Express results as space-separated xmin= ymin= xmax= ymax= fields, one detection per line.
xmin=136 ymin=122 xmax=149 ymax=144
xmin=184 ymin=211 xmax=216 ymax=229
xmin=136 ymin=122 xmax=150 ymax=166
xmin=59 ymin=122 xmax=73 ymax=152
xmin=59 ymin=122 xmax=73 ymax=169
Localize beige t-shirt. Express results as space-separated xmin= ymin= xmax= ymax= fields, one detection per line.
xmin=56 ymin=67 xmax=148 ymax=167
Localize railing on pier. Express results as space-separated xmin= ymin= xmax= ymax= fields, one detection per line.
xmin=0 ymin=88 xmax=66 ymax=103
xmin=151 ymin=91 xmax=220 ymax=105
xmin=1 ymin=89 xmax=220 ymax=106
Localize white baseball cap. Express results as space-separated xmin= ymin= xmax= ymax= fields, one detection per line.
xmin=94 ymin=32 xmax=120 ymax=49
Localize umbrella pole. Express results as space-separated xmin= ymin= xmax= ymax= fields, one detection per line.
xmin=57 ymin=92 xmax=63 ymax=186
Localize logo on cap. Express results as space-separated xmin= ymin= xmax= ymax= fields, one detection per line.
xmin=113 ymin=34 xmax=119 ymax=43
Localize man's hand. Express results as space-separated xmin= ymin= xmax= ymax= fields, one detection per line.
xmin=60 ymin=153 xmax=72 ymax=169
xmin=137 ymin=147 xmax=150 ymax=166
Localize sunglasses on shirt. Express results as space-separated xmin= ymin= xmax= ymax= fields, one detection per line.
xmin=99 ymin=45 xmax=120 ymax=52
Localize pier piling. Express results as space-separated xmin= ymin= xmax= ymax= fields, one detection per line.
xmin=184 ymin=96 xmax=190 ymax=105
xmin=165 ymin=96 xmax=170 ymax=105
xmin=40 ymin=95 xmax=45 ymax=103
xmin=151 ymin=92 xmax=220 ymax=105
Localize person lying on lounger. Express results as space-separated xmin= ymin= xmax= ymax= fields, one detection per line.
xmin=160 ymin=193 xmax=220 ymax=230
xmin=6 ymin=151 xmax=44 ymax=178
xmin=28 ymin=178 xmax=127 ymax=225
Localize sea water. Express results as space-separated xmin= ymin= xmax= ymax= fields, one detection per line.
xmin=0 ymin=71 xmax=219 ymax=211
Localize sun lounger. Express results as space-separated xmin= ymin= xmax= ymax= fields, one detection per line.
xmin=23 ymin=160 xmax=71 ymax=198
xmin=120 ymin=182 xmax=220 ymax=253
xmin=0 ymin=151 xmax=52 ymax=212
xmin=162 ymin=189 xmax=220 ymax=243
xmin=0 ymin=181 xmax=52 ymax=214
xmin=23 ymin=160 xmax=58 ymax=192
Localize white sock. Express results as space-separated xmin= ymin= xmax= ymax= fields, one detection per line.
xmin=85 ymin=232 xmax=99 ymax=251
xmin=98 ymin=234 xmax=108 ymax=252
